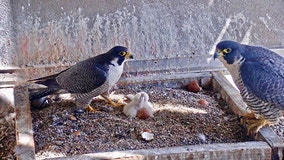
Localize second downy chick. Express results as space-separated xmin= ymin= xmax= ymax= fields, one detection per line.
xmin=123 ymin=92 xmax=153 ymax=118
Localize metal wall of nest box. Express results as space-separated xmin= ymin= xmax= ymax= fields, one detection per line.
xmin=0 ymin=0 xmax=284 ymax=160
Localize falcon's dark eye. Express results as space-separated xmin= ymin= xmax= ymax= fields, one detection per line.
xmin=119 ymin=51 xmax=127 ymax=56
xmin=223 ymin=48 xmax=232 ymax=54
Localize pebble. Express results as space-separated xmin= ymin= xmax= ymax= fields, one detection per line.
xmin=68 ymin=115 xmax=77 ymax=121
xmin=198 ymin=99 xmax=209 ymax=107
xmin=187 ymin=81 xmax=202 ymax=93
xmin=73 ymin=131 xmax=81 ymax=136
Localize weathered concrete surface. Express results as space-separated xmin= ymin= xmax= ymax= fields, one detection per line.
xmin=0 ymin=0 xmax=15 ymax=68
xmin=2 ymin=0 xmax=284 ymax=78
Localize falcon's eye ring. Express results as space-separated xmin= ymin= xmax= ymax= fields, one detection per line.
xmin=223 ymin=48 xmax=232 ymax=54
xmin=119 ymin=51 xmax=127 ymax=56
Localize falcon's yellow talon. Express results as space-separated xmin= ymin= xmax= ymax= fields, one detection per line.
xmin=102 ymin=95 xmax=125 ymax=107
xmin=247 ymin=119 xmax=271 ymax=136
xmin=117 ymin=98 xmax=125 ymax=104
xmin=86 ymin=105 xmax=100 ymax=113
xmin=240 ymin=112 xmax=257 ymax=126
xmin=109 ymin=100 xmax=125 ymax=107
xmin=241 ymin=112 xmax=271 ymax=136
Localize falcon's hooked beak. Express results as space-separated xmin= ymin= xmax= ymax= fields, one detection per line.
xmin=125 ymin=52 xmax=134 ymax=60
xmin=213 ymin=49 xmax=222 ymax=60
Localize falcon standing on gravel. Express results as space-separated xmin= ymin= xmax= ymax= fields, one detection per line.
xmin=214 ymin=40 xmax=284 ymax=135
xmin=29 ymin=46 xmax=133 ymax=112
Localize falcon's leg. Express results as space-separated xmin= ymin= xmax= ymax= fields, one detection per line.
xmin=75 ymin=97 xmax=99 ymax=113
xmin=86 ymin=105 xmax=100 ymax=113
xmin=247 ymin=119 xmax=272 ymax=135
xmin=241 ymin=112 xmax=273 ymax=135
xmin=240 ymin=111 xmax=256 ymax=126
xmin=101 ymin=94 xmax=125 ymax=107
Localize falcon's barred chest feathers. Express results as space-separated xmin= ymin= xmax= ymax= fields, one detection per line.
xmin=214 ymin=40 xmax=284 ymax=135
xmin=29 ymin=46 xmax=133 ymax=111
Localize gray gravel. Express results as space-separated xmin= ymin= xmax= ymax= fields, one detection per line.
xmin=32 ymin=85 xmax=254 ymax=159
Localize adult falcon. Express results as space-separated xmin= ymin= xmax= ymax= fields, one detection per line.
xmin=214 ymin=40 xmax=284 ymax=134
xmin=29 ymin=46 xmax=133 ymax=112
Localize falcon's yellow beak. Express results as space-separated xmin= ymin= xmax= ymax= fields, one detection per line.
xmin=214 ymin=49 xmax=222 ymax=60
xmin=125 ymin=52 xmax=133 ymax=60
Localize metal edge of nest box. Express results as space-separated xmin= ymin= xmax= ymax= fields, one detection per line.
xmin=14 ymin=69 xmax=284 ymax=160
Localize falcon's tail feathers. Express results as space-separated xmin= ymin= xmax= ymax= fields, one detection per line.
xmin=27 ymin=67 xmax=69 ymax=85
xmin=28 ymin=73 xmax=59 ymax=84
xmin=27 ymin=72 xmax=64 ymax=89
xmin=29 ymin=88 xmax=59 ymax=100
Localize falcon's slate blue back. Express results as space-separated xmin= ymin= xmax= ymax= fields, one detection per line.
xmin=240 ymin=45 xmax=284 ymax=107
xmin=214 ymin=40 xmax=284 ymax=134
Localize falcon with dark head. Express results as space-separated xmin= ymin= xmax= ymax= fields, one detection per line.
xmin=214 ymin=40 xmax=284 ymax=135
xmin=29 ymin=46 xmax=133 ymax=112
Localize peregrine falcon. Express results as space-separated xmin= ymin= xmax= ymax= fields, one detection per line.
xmin=214 ymin=40 xmax=284 ymax=134
xmin=29 ymin=46 xmax=133 ymax=112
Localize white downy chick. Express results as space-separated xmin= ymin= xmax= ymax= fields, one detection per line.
xmin=138 ymin=92 xmax=154 ymax=118
xmin=123 ymin=92 xmax=153 ymax=118
xmin=123 ymin=93 xmax=142 ymax=118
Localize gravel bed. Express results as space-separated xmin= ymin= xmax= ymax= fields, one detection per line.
xmin=32 ymin=85 xmax=254 ymax=159
xmin=0 ymin=116 xmax=16 ymax=159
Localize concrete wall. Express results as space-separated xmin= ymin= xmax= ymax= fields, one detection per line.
xmin=1 ymin=0 xmax=284 ymax=78
xmin=0 ymin=0 xmax=15 ymax=68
